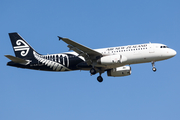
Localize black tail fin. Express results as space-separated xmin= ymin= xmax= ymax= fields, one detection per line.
xmin=9 ymin=32 xmax=39 ymax=59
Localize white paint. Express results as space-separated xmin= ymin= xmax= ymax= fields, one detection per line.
xmin=13 ymin=39 xmax=30 ymax=56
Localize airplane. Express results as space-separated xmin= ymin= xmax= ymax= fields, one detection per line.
xmin=5 ymin=32 xmax=177 ymax=82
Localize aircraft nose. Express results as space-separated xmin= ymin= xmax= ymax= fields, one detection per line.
xmin=169 ymin=49 xmax=177 ymax=57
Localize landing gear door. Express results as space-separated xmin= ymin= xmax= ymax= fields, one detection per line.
xmin=149 ymin=44 xmax=155 ymax=53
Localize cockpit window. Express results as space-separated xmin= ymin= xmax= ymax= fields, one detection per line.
xmin=160 ymin=46 xmax=168 ymax=48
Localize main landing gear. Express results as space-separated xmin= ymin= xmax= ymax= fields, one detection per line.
xmin=90 ymin=68 xmax=96 ymax=75
xmin=90 ymin=68 xmax=104 ymax=83
xmin=97 ymin=75 xmax=103 ymax=82
xmin=151 ymin=61 xmax=157 ymax=72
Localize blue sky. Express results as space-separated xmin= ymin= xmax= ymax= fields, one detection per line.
xmin=0 ymin=0 xmax=180 ymax=120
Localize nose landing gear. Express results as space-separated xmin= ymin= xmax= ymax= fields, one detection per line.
xmin=151 ymin=61 xmax=157 ymax=72
xmin=152 ymin=67 xmax=157 ymax=72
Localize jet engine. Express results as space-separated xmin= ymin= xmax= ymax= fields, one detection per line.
xmin=97 ymin=55 xmax=127 ymax=65
xmin=107 ymin=66 xmax=131 ymax=77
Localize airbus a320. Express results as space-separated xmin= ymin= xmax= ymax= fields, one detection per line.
xmin=5 ymin=33 xmax=177 ymax=82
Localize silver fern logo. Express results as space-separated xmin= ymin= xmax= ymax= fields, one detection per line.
xmin=33 ymin=51 xmax=71 ymax=71
xmin=13 ymin=40 xmax=30 ymax=56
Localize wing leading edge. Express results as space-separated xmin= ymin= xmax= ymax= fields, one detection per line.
xmin=58 ymin=37 xmax=102 ymax=65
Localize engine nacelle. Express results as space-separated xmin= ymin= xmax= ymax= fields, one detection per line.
xmin=97 ymin=55 xmax=127 ymax=65
xmin=107 ymin=66 xmax=131 ymax=77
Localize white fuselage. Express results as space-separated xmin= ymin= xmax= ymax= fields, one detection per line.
xmin=65 ymin=43 xmax=176 ymax=69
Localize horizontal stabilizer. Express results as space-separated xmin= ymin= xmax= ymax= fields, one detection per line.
xmin=5 ymin=55 xmax=31 ymax=65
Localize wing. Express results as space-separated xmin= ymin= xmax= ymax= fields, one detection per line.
xmin=58 ymin=37 xmax=102 ymax=65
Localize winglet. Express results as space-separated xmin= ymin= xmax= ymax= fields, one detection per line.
xmin=58 ymin=36 xmax=63 ymax=40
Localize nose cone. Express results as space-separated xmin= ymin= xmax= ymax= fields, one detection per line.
xmin=161 ymin=48 xmax=176 ymax=60
xmin=169 ymin=49 xmax=177 ymax=58
xmin=171 ymin=49 xmax=177 ymax=57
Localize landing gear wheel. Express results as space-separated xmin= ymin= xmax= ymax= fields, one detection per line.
xmin=90 ymin=68 xmax=96 ymax=75
xmin=97 ymin=76 xmax=103 ymax=82
xmin=151 ymin=61 xmax=157 ymax=72
xmin=152 ymin=67 xmax=157 ymax=72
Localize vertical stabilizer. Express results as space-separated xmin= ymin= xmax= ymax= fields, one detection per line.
xmin=8 ymin=32 xmax=39 ymax=59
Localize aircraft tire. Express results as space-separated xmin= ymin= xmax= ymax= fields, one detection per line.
xmin=152 ymin=67 xmax=157 ymax=72
xmin=90 ymin=68 xmax=96 ymax=75
xmin=97 ymin=76 xmax=103 ymax=82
